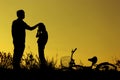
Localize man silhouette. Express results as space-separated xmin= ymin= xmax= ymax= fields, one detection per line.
xmin=12 ymin=9 xmax=40 ymax=69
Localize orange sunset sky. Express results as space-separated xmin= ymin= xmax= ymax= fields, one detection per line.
xmin=0 ymin=0 xmax=120 ymax=66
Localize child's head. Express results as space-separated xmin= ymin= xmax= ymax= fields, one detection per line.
xmin=38 ymin=23 xmax=46 ymax=31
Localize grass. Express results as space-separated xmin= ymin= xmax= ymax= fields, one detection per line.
xmin=0 ymin=51 xmax=120 ymax=80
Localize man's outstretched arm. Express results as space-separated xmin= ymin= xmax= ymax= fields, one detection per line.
xmin=26 ymin=23 xmax=40 ymax=30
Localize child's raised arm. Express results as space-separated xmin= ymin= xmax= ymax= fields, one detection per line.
xmin=36 ymin=30 xmax=39 ymax=38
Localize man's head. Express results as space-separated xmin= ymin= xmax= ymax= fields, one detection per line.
xmin=17 ymin=9 xmax=25 ymax=19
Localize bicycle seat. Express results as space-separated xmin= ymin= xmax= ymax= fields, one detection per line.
xmin=88 ymin=56 xmax=98 ymax=64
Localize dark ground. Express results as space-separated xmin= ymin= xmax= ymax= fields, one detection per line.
xmin=0 ymin=68 xmax=119 ymax=80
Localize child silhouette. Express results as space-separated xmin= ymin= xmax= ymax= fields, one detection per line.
xmin=36 ymin=23 xmax=48 ymax=68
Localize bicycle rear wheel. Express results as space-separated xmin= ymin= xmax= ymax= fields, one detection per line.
xmin=95 ymin=62 xmax=117 ymax=71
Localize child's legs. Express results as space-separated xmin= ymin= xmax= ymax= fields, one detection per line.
xmin=38 ymin=44 xmax=46 ymax=64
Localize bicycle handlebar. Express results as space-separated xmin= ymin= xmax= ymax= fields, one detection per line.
xmin=71 ymin=48 xmax=77 ymax=54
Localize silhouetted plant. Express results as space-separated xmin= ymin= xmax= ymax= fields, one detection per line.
xmin=45 ymin=57 xmax=57 ymax=70
xmin=0 ymin=52 xmax=13 ymax=69
xmin=21 ymin=53 xmax=39 ymax=69
xmin=0 ymin=51 xmax=58 ymax=70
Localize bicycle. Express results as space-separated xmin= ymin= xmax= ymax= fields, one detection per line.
xmin=60 ymin=48 xmax=117 ymax=71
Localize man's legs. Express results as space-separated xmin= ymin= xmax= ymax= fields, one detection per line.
xmin=13 ymin=44 xmax=25 ymax=70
